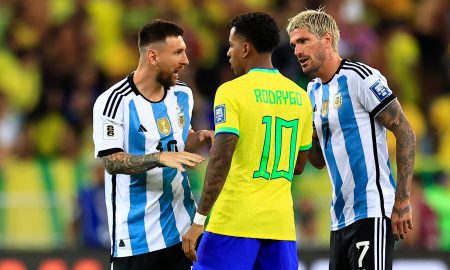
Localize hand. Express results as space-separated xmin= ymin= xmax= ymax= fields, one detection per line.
xmin=391 ymin=199 xmax=413 ymax=240
xmin=182 ymin=223 xmax=204 ymax=262
xmin=159 ymin=151 xmax=205 ymax=172
xmin=186 ymin=130 xmax=215 ymax=152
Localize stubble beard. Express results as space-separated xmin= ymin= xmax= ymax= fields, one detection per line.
xmin=157 ymin=71 xmax=176 ymax=89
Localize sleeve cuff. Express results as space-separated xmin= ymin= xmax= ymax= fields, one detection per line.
xmin=369 ymin=95 xmax=396 ymax=118
xmin=97 ymin=148 xmax=124 ymax=158
xmin=299 ymin=143 xmax=312 ymax=151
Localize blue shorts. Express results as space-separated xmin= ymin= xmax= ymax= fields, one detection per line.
xmin=193 ymin=232 xmax=298 ymax=270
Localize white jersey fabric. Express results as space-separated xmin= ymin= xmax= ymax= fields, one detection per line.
xmin=93 ymin=73 xmax=196 ymax=257
xmin=307 ymin=59 xmax=397 ymax=231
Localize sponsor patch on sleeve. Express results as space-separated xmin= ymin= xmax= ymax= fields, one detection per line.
xmin=214 ymin=104 xmax=226 ymax=124
xmin=369 ymin=79 xmax=392 ymax=101
xmin=103 ymin=123 xmax=118 ymax=140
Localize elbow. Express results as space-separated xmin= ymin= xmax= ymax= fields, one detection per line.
xmin=104 ymin=165 xmax=117 ymax=175
xmin=309 ymin=159 xmax=325 ymax=170
xmin=294 ymin=166 xmax=305 ymax=175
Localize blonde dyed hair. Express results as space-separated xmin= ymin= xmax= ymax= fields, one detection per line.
xmin=286 ymin=9 xmax=340 ymax=52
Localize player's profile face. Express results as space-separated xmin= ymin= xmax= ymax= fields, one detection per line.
xmin=227 ymin=27 xmax=245 ymax=76
xmin=289 ymin=28 xmax=325 ymax=76
xmin=156 ymin=36 xmax=189 ymax=87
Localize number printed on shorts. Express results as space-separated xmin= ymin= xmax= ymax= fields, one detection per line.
xmin=356 ymin=241 xmax=370 ymax=268
xmin=253 ymin=116 xmax=299 ymax=181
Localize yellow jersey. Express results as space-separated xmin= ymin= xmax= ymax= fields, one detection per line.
xmin=206 ymin=68 xmax=312 ymax=240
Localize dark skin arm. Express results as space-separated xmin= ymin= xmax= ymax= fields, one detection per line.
xmin=102 ymin=151 xmax=205 ymax=175
xmin=376 ymin=99 xmax=416 ymax=240
xmin=294 ymin=151 xmax=309 ymax=175
xmin=308 ymin=129 xmax=326 ymax=169
xmin=185 ymin=129 xmax=215 ymax=153
xmin=182 ymin=133 xmax=238 ymax=261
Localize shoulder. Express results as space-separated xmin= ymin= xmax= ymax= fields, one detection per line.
xmin=340 ymin=59 xmax=380 ymax=81
xmin=170 ymin=80 xmax=193 ymax=96
xmin=94 ymin=76 xmax=134 ymax=118
xmin=307 ymin=78 xmax=321 ymax=93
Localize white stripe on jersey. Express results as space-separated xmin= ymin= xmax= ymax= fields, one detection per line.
xmin=307 ymin=60 xmax=397 ymax=231
xmin=93 ymin=74 xmax=196 ymax=257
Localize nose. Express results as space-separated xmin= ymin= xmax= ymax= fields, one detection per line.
xmin=181 ymin=52 xmax=189 ymax=65
xmin=294 ymin=45 xmax=303 ymax=57
xmin=226 ymin=48 xmax=231 ymax=58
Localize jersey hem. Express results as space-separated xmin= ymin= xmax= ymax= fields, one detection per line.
xmin=331 ymin=213 xmax=390 ymax=231
xmin=205 ymin=229 xmax=296 ymax=241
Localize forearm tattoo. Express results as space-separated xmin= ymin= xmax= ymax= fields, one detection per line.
xmin=377 ymin=101 xmax=416 ymax=202
xmin=103 ymin=152 xmax=161 ymax=175
xmin=197 ymin=135 xmax=237 ymax=215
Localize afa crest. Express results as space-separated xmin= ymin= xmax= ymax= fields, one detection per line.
xmin=334 ymin=92 xmax=342 ymax=109
xmin=321 ymin=100 xmax=329 ymax=117
xmin=177 ymin=112 xmax=185 ymax=128
xmin=157 ymin=118 xmax=171 ymax=136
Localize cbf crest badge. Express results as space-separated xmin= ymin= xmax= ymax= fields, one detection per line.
xmin=334 ymin=92 xmax=342 ymax=109
xmin=321 ymin=100 xmax=329 ymax=117
xmin=157 ymin=118 xmax=171 ymax=136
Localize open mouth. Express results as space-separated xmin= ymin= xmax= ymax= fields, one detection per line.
xmin=299 ymin=57 xmax=308 ymax=65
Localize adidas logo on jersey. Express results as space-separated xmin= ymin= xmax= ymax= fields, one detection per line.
xmin=138 ymin=124 xmax=147 ymax=132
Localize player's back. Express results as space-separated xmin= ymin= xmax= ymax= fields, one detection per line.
xmin=208 ymin=68 xmax=312 ymax=240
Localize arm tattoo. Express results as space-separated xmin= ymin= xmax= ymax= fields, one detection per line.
xmin=393 ymin=205 xmax=411 ymax=218
xmin=103 ymin=152 xmax=161 ymax=175
xmin=377 ymin=100 xmax=416 ymax=202
xmin=197 ymin=134 xmax=237 ymax=215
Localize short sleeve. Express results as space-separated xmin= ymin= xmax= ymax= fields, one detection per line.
xmin=213 ymin=84 xmax=239 ymax=136
xmin=357 ymin=74 xmax=397 ymax=117
xmin=299 ymin=92 xmax=313 ymax=151
xmin=92 ymin=93 xmax=125 ymax=158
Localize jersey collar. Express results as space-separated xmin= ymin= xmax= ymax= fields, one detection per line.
xmin=248 ymin=68 xmax=280 ymax=74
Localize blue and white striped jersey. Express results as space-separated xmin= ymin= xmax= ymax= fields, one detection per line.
xmin=307 ymin=60 xmax=397 ymax=231
xmin=93 ymin=73 xmax=196 ymax=257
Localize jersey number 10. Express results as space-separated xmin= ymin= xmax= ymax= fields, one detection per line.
xmin=253 ymin=116 xmax=299 ymax=182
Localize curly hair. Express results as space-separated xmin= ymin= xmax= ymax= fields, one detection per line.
xmin=230 ymin=12 xmax=280 ymax=53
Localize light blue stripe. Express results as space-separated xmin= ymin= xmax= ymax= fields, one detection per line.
xmin=174 ymin=91 xmax=196 ymax=221
xmin=387 ymin=160 xmax=396 ymax=189
xmin=181 ymin=171 xmax=196 ymax=220
xmin=320 ymin=84 xmax=346 ymax=227
xmin=151 ymin=101 xmax=180 ymax=246
xmin=127 ymin=101 xmax=149 ymax=254
xmin=337 ymin=76 xmax=369 ymax=221
xmin=309 ymin=82 xmax=321 ymax=111
xmin=174 ymin=91 xmax=190 ymax=142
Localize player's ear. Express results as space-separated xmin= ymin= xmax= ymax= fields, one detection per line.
xmin=147 ymin=48 xmax=158 ymax=65
xmin=322 ymin=32 xmax=333 ymax=50
xmin=242 ymin=42 xmax=250 ymax=58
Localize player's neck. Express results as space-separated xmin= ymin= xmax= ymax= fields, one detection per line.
xmin=317 ymin=53 xmax=342 ymax=83
xmin=133 ymin=67 xmax=165 ymax=101
xmin=245 ymin=55 xmax=274 ymax=73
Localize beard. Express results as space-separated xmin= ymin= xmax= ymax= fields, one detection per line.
xmin=156 ymin=71 xmax=176 ymax=88
xmin=301 ymin=50 xmax=326 ymax=77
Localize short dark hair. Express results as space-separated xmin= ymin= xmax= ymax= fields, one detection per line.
xmin=230 ymin=12 xmax=280 ymax=53
xmin=138 ymin=19 xmax=184 ymax=48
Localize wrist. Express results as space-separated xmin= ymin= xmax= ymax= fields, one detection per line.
xmin=193 ymin=212 xmax=207 ymax=226
xmin=156 ymin=152 xmax=165 ymax=168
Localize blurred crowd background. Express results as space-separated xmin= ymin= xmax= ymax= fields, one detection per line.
xmin=0 ymin=0 xmax=448 ymax=253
